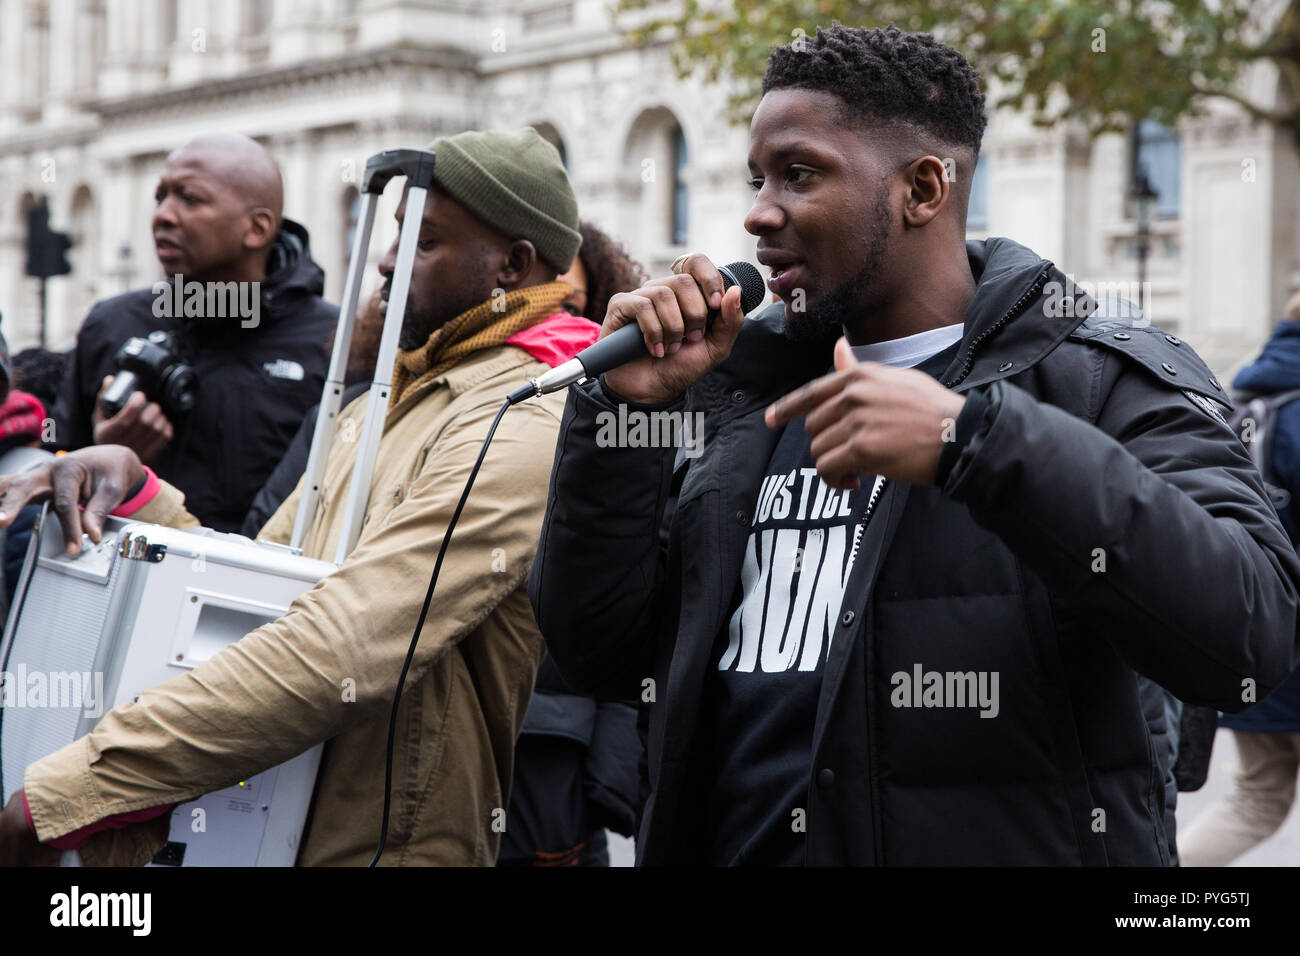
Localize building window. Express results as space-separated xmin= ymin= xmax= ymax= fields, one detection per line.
xmin=671 ymin=125 xmax=689 ymax=246
xmin=1133 ymin=119 xmax=1180 ymax=219
xmin=622 ymin=107 xmax=689 ymax=266
xmin=966 ymin=153 xmax=989 ymax=230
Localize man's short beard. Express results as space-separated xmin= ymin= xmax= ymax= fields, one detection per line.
xmin=783 ymin=196 xmax=891 ymax=348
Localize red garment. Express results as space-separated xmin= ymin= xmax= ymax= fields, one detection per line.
xmin=0 ymin=391 xmax=46 ymax=442
xmin=506 ymin=312 xmax=601 ymax=368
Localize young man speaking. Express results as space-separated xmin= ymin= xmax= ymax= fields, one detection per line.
xmin=530 ymin=25 xmax=1300 ymax=865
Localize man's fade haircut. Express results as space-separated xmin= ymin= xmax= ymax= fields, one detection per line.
xmin=762 ymin=24 xmax=987 ymax=160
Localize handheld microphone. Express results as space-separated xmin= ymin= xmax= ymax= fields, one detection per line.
xmin=508 ymin=260 xmax=766 ymax=404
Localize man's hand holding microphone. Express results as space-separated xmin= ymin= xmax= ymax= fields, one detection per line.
xmin=594 ymin=252 xmax=966 ymax=488
xmin=599 ymin=253 xmax=750 ymax=406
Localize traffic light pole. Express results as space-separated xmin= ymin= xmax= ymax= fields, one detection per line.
xmin=25 ymin=195 xmax=73 ymax=346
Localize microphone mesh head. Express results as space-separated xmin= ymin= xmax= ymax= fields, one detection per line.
xmin=721 ymin=261 xmax=767 ymax=314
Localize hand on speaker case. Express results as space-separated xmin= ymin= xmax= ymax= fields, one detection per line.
xmin=0 ymin=445 xmax=146 ymax=555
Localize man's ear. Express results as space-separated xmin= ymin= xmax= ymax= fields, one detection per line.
xmin=244 ymin=208 xmax=278 ymax=253
xmin=902 ymin=155 xmax=952 ymax=229
xmin=498 ymin=239 xmax=538 ymax=288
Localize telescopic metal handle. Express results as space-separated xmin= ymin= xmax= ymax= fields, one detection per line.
xmin=288 ymin=148 xmax=435 ymax=561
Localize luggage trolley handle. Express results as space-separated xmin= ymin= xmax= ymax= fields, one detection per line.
xmin=289 ymin=149 xmax=436 ymax=558
xmin=361 ymin=149 xmax=437 ymax=195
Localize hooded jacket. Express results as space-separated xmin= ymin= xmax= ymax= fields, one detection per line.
xmin=51 ymin=219 xmax=338 ymax=531
xmin=530 ymin=236 xmax=1300 ymax=865
xmin=1220 ymin=320 xmax=1300 ymax=733
xmin=22 ymin=310 xmax=596 ymax=866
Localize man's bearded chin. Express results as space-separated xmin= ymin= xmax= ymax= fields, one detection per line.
xmin=398 ymin=304 xmax=434 ymax=350
xmin=783 ymin=273 xmax=867 ymax=348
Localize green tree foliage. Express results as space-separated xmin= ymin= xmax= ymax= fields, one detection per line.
xmin=616 ymin=0 xmax=1300 ymax=138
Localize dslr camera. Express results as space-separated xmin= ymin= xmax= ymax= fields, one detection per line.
xmin=100 ymin=331 xmax=198 ymax=419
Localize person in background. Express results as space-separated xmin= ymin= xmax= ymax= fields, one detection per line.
xmin=498 ymin=220 xmax=646 ymax=866
xmin=557 ymin=220 xmax=649 ymax=323
xmin=12 ymin=347 xmax=69 ymax=416
xmin=1178 ymin=290 xmax=1300 ymax=866
xmin=50 ymin=133 xmax=338 ymax=531
xmin=0 ymin=332 xmax=55 ymax=612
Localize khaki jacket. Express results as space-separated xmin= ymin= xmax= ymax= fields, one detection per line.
xmin=24 ymin=344 xmax=566 ymax=865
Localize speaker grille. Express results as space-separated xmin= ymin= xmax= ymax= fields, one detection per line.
xmin=1 ymin=553 xmax=121 ymax=802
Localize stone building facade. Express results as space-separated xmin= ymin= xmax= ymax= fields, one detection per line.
xmin=0 ymin=0 xmax=1295 ymax=379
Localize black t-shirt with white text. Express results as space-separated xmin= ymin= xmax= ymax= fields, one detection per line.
xmin=703 ymin=338 xmax=960 ymax=865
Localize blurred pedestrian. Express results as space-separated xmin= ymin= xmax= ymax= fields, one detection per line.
xmin=12 ymin=347 xmax=69 ymax=414
xmin=1178 ymin=291 xmax=1300 ymax=866
xmin=0 ymin=331 xmax=54 ymax=612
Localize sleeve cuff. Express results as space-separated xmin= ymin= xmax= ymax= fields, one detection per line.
xmin=110 ymin=466 xmax=160 ymax=517
xmin=594 ymin=375 xmax=688 ymax=413
xmin=936 ymin=386 xmax=992 ymax=487
xmin=42 ymin=802 xmax=177 ymax=852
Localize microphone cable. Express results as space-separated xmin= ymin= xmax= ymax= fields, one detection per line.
xmin=368 ymin=396 xmax=511 ymax=867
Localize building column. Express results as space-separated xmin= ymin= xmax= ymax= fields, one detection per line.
xmin=0 ymin=1 xmax=27 ymax=129
xmin=43 ymin=0 xmax=79 ymax=124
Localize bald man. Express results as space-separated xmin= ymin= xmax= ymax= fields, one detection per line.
xmin=51 ymin=134 xmax=339 ymax=531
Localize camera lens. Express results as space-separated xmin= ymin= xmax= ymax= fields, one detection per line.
xmin=161 ymin=365 xmax=198 ymax=415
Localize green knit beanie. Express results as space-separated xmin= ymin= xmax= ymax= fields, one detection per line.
xmin=428 ymin=128 xmax=581 ymax=273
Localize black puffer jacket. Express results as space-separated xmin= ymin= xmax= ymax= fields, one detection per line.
xmin=530 ymin=236 xmax=1300 ymax=866
xmin=51 ymin=220 xmax=337 ymax=531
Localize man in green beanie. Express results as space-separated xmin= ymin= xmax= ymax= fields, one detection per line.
xmin=0 ymin=128 xmax=603 ymax=866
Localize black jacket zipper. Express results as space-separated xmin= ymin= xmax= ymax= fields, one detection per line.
xmin=860 ymin=265 xmax=1050 ymax=865
xmin=943 ymin=267 xmax=1052 ymax=390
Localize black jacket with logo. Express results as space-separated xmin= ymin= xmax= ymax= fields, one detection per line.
xmin=529 ymin=236 xmax=1300 ymax=865
xmin=52 ymin=219 xmax=338 ymax=531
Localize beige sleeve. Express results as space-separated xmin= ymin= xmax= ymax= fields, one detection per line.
xmin=125 ymin=479 xmax=200 ymax=530
xmin=23 ymin=395 xmax=562 ymax=861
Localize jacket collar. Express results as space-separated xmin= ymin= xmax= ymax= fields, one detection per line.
xmin=380 ymin=345 xmax=539 ymax=432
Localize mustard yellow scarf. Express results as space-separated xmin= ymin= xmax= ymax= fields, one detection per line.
xmin=389 ymin=280 xmax=572 ymax=410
